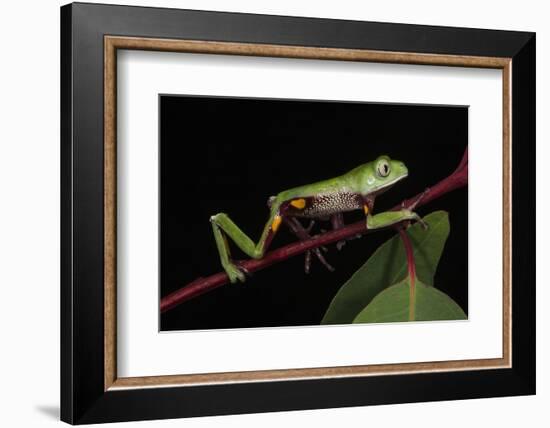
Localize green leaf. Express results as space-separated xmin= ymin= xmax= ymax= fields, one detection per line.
xmin=352 ymin=278 xmax=467 ymax=323
xmin=321 ymin=211 xmax=450 ymax=325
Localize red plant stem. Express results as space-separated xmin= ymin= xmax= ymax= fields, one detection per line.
xmin=398 ymin=149 xmax=468 ymax=210
xmin=399 ymin=228 xmax=416 ymax=321
xmin=161 ymin=148 xmax=468 ymax=314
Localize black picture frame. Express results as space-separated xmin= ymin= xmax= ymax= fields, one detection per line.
xmin=61 ymin=2 xmax=535 ymax=424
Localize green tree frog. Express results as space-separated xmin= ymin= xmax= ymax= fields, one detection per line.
xmin=210 ymin=155 xmax=423 ymax=283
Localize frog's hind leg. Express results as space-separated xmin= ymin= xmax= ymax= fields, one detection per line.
xmin=211 ymin=202 xmax=287 ymax=283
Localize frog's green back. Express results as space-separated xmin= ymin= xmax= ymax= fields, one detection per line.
xmin=276 ymin=168 xmax=363 ymax=202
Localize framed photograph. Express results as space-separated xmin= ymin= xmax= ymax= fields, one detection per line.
xmin=61 ymin=2 xmax=535 ymax=424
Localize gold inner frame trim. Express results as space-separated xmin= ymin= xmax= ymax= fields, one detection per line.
xmin=104 ymin=35 xmax=512 ymax=391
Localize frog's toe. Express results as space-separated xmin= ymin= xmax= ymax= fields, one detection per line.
xmin=336 ymin=240 xmax=346 ymax=251
xmin=409 ymin=212 xmax=428 ymax=230
xmin=224 ymin=263 xmax=247 ymax=284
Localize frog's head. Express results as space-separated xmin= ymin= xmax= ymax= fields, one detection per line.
xmin=359 ymin=155 xmax=408 ymax=196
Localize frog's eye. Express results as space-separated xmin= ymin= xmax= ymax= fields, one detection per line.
xmin=377 ymin=159 xmax=391 ymax=177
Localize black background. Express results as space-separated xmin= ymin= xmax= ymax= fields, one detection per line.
xmin=160 ymin=95 xmax=468 ymax=331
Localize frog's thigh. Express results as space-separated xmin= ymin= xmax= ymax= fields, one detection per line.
xmin=290 ymin=198 xmax=306 ymax=209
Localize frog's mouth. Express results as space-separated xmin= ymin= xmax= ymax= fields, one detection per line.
xmin=369 ymin=173 xmax=408 ymax=197
xmin=362 ymin=173 xmax=408 ymax=213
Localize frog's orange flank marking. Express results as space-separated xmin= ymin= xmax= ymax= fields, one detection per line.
xmin=272 ymin=215 xmax=282 ymax=232
xmin=363 ymin=204 xmax=369 ymax=215
xmin=290 ymin=198 xmax=306 ymax=209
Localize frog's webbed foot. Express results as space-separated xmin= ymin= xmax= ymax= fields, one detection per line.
xmin=283 ymin=217 xmax=334 ymax=273
xmin=397 ymin=209 xmax=428 ymax=231
xmin=407 ymin=213 xmax=428 ymax=230
xmin=396 ymin=188 xmax=431 ymax=231
xmin=223 ymin=261 xmax=248 ymax=284
xmin=222 ymin=260 xmax=257 ymax=284
xmin=415 ymin=215 xmax=429 ymax=230
xmin=401 ymin=187 xmax=430 ymax=220
xmin=335 ymin=233 xmax=363 ymax=251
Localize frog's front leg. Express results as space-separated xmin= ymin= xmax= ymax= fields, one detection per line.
xmin=284 ymin=217 xmax=334 ymax=273
xmin=367 ymin=187 xmax=431 ymax=230
xmin=366 ymin=208 xmax=424 ymax=230
xmin=331 ymin=213 xmax=347 ymax=251
xmin=330 ymin=213 xmax=362 ymax=251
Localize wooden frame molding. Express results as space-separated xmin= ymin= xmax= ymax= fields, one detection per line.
xmin=104 ymin=35 xmax=512 ymax=391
